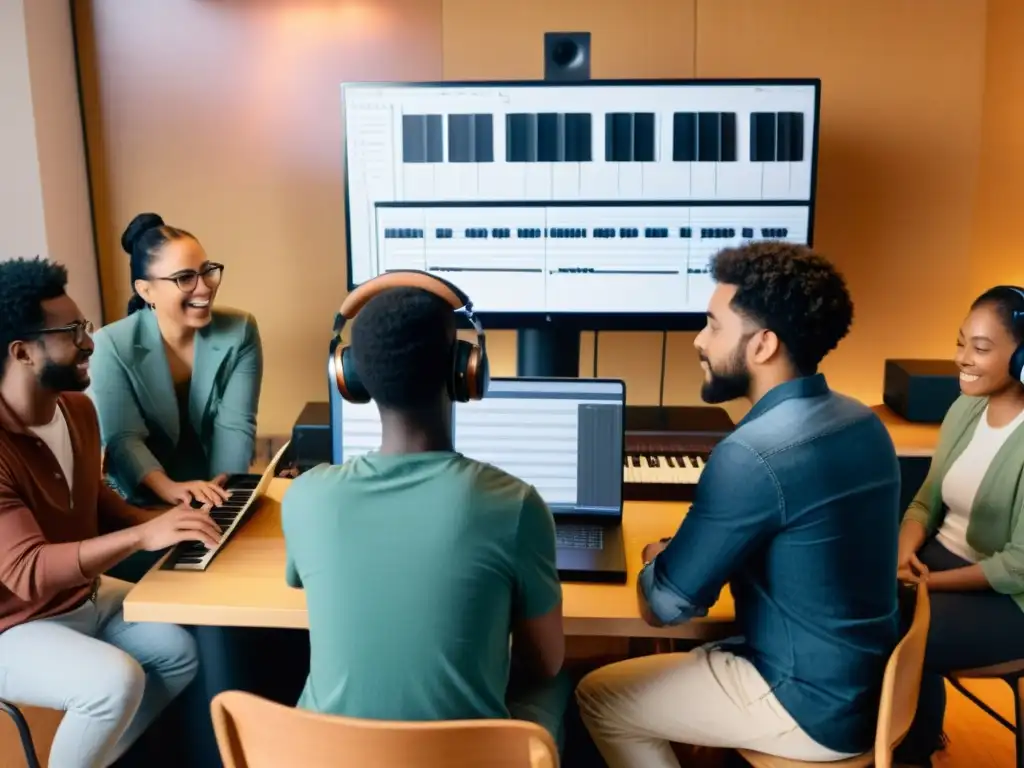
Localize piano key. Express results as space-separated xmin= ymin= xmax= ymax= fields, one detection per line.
xmin=564 ymin=113 xmax=592 ymax=162
xmin=633 ymin=113 xmax=656 ymax=162
xmin=537 ymin=113 xmax=561 ymax=162
xmin=506 ymin=113 xmax=536 ymax=162
xmin=750 ymin=112 xmax=777 ymax=163
xmin=720 ymin=112 xmax=737 ymax=162
xmin=402 ymin=114 xmax=426 ymax=163
xmin=448 ymin=114 xmax=473 ymax=163
xmin=606 ymin=113 xmax=634 ymax=162
xmin=697 ymin=113 xmax=719 ymax=163
xmin=672 ymin=112 xmax=697 ymax=162
xmin=423 ymin=115 xmax=443 ymax=163
xmin=473 ymin=114 xmax=494 ymax=163
xmin=776 ymin=112 xmax=804 ymax=162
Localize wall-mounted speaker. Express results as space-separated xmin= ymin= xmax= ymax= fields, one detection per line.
xmin=544 ymin=32 xmax=591 ymax=82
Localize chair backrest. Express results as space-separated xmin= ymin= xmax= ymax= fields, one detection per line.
xmin=873 ymin=581 xmax=931 ymax=768
xmin=210 ymin=690 xmax=558 ymax=768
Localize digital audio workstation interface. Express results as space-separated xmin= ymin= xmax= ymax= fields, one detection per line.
xmin=342 ymin=80 xmax=819 ymax=318
xmin=334 ymin=379 xmax=624 ymax=516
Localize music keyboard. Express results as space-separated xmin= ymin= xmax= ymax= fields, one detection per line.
xmin=622 ymin=405 xmax=733 ymax=503
xmin=162 ymin=443 xmax=289 ymax=572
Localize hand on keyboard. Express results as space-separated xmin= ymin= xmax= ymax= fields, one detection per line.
xmin=136 ymin=503 xmax=222 ymax=551
xmin=163 ymin=475 xmax=232 ymax=507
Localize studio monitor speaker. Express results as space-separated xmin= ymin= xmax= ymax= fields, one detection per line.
xmin=544 ymin=32 xmax=591 ymax=82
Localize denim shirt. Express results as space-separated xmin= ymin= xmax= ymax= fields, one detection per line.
xmin=640 ymin=374 xmax=901 ymax=754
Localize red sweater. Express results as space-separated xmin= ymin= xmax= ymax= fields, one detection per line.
xmin=0 ymin=392 xmax=140 ymax=633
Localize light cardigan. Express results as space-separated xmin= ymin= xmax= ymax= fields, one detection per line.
xmin=904 ymin=394 xmax=1024 ymax=612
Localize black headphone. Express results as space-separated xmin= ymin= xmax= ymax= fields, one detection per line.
xmin=1001 ymin=285 xmax=1024 ymax=384
xmin=329 ymin=270 xmax=490 ymax=404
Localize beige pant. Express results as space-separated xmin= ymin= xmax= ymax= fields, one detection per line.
xmin=576 ymin=645 xmax=857 ymax=767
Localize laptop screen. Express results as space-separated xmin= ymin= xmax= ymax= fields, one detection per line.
xmin=334 ymin=378 xmax=625 ymax=518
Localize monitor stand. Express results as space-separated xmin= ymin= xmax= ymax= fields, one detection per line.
xmin=516 ymin=327 xmax=580 ymax=377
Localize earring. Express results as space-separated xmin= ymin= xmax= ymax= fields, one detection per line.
xmin=148 ymin=303 xmax=155 ymax=309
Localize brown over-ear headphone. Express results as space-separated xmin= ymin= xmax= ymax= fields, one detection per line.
xmin=329 ymin=270 xmax=490 ymax=404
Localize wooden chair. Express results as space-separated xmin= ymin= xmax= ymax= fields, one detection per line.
xmin=210 ymin=690 xmax=558 ymax=768
xmin=738 ymin=581 xmax=930 ymax=768
xmin=948 ymin=660 xmax=1024 ymax=768
xmin=0 ymin=700 xmax=41 ymax=768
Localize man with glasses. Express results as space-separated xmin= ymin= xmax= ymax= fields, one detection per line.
xmin=0 ymin=257 xmax=222 ymax=768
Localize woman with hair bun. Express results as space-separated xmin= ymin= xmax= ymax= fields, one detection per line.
xmin=88 ymin=212 xmax=263 ymax=509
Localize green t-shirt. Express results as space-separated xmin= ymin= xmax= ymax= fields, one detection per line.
xmin=281 ymin=451 xmax=561 ymax=723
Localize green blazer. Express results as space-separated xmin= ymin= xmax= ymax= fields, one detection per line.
xmin=904 ymin=394 xmax=1024 ymax=611
xmin=87 ymin=306 xmax=263 ymax=504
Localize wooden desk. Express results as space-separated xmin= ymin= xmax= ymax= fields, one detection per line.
xmin=124 ymin=478 xmax=733 ymax=640
xmin=872 ymin=404 xmax=941 ymax=458
xmin=124 ymin=410 xmax=937 ymax=637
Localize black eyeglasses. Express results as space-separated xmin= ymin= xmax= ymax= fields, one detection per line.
xmin=27 ymin=320 xmax=95 ymax=350
xmin=152 ymin=263 xmax=224 ymax=293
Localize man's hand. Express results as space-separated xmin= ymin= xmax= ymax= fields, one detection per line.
xmin=135 ymin=503 xmax=222 ymax=551
xmin=642 ymin=538 xmax=671 ymax=564
xmin=897 ymin=551 xmax=929 ymax=584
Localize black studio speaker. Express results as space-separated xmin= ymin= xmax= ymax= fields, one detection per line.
xmin=544 ymin=32 xmax=591 ymax=82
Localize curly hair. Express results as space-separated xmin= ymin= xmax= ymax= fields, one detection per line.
xmin=971 ymin=286 xmax=1024 ymax=347
xmin=350 ymin=286 xmax=455 ymax=410
xmin=0 ymin=257 xmax=70 ymax=376
xmin=710 ymin=241 xmax=854 ymax=375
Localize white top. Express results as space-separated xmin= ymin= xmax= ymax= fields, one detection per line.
xmin=937 ymin=405 xmax=1024 ymax=562
xmin=28 ymin=405 xmax=74 ymax=492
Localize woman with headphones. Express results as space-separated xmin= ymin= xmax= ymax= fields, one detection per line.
xmin=895 ymin=285 xmax=1024 ymax=764
xmin=88 ymin=213 xmax=263 ymax=511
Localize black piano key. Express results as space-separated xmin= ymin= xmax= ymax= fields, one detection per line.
xmin=447 ymin=114 xmax=473 ymax=163
xmin=605 ymin=113 xmax=633 ymax=162
xmin=506 ymin=113 xmax=536 ymax=163
xmin=564 ymin=113 xmax=592 ymax=162
xmin=776 ymin=112 xmax=804 ymax=162
xmin=633 ymin=113 xmax=655 ymax=162
xmin=719 ymin=112 xmax=737 ymax=162
xmin=672 ymin=112 xmax=697 ymax=162
xmin=537 ymin=113 xmax=561 ymax=162
xmin=697 ymin=112 xmax=719 ymax=162
xmin=750 ymin=112 xmax=776 ymax=162
xmin=402 ymin=115 xmax=426 ymax=163
xmin=473 ymin=114 xmax=494 ymax=163
xmin=425 ymin=115 xmax=443 ymax=163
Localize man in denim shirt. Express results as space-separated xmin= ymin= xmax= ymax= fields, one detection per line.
xmin=577 ymin=242 xmax=901 ymax=767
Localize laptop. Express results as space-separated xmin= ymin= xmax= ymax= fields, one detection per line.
xmin=332 ymin=377 xmax=629 ymax=584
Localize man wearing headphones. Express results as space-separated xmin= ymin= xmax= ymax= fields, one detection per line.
xmin=281 ymin=278 xmax=569 ymax=749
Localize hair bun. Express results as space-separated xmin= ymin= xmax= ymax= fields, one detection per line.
xmin=121 ymin=212 xmax=165 ymax=256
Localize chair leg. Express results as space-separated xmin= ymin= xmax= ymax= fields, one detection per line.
xmin=1011 ymin=677 xmax=1024 ymax=768
xmin=0 ymin=701 xmax=41 ymax=768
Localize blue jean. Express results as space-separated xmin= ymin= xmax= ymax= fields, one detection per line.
xmin=0 ymin=576 xmax=198 ymax=768
xmin=896 ymin=539 xmax=1024 ymax=763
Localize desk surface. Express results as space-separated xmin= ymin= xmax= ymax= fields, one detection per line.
xmin=871 ymin=404 xmax=941 ymax=458
xmin=123 ymin=478 xmax=732 ymax=639
xmin=123 ymin=407 xmax=939 ymax=636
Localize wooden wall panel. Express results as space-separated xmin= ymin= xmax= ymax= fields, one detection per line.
xmin=76 ymin=0 xmax=444 ymax=433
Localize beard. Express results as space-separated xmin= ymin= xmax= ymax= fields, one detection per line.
xmin=699 ymin=344 xmax=751 ymax=404
xmin=39 ymin=353 xmax=90 ymax=393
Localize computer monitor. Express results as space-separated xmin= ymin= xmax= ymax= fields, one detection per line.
xmin=341 ymin=78 xmax=821 ymax=332
xmin=331 ymin=378 xmax=625 ymax=517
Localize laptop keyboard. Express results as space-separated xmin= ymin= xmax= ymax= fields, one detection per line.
xmin=556 ymin=525 xmax=604 ymax=550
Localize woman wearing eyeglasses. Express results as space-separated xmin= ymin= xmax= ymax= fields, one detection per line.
xmin=88 ymin=212 xmax=263 ymax=509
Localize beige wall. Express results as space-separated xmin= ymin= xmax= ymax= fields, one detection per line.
xmin=76 ymin=0 xmax=992 ymax=435
xmin=0 ymin=0 xmax=102 ymax=325
xmin=969 ymin=0 xmax=1024 ymax=296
